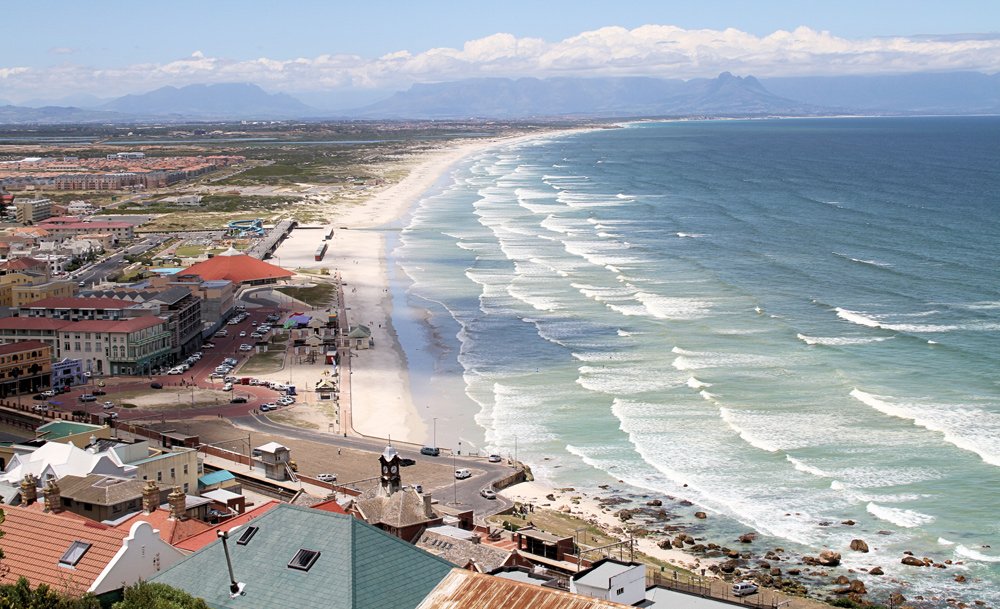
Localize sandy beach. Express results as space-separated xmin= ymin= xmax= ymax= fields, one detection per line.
xmin=270 ymin=130 xmax=584 ymax=446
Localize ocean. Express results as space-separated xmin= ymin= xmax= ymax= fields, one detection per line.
xmin=392 ymin=117 xmax=1000 ymax=603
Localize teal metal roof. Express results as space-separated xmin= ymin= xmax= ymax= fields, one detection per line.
xmin=151 ymin=504 xmax=454 ymax=609
xmin=198 ymin=470 xmax=236 ymax=487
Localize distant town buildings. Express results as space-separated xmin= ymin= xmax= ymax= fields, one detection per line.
xmin=0 ymin=154 xmax=244 ymax=191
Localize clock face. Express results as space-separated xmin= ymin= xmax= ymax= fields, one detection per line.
xmin=390 ymin=464 xmax=398 ymax=474
xmin=382 ymin=464 xmax=389 ymax=474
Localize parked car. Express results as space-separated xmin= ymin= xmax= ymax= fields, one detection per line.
xmin=41 ymin=389 xmax=57 ymax=398
xmin=488 ymin=454 xmax=502 ymax=463
xmin=732 ymin=582 xmax=759 ymax=597
xmin=420 ymin=446 xmax=440 ymax=457
xmin=78 ymin=394 xmax=97 ymax=402
xmin=413 ymin=484 xmax=423 ymax=494
xmin=400 ymin=458 xmax=416 ymax=467
xmin=92 ymin=389 xmax=106 ymax=396
xmin=202 ymin=343 xmax=215 ymax=349
xmin=102 ymin=401 xmax=115 ymax=410
xmin=480 ymin=488 xmax=497 ymax=500
xmin=167 ymin=367 xmax=183 ymax=375
xmin=239 ymin=331 xmax=247 ymax=337
xmin=454 ymin=468 xmax=471 ymax=480
xmin=230 ymin=396 xmax=248 ymax=404
xmin=316 ymin=473 xmax=337 ymax=483
xmin=222 ymin=383 xmax=233 ymax=391
xmin=239 ymin=344 xmax=253 ymax=352
xmin=33 ymin=393 xmax=47 ymax=401
xmin=150 ymin=382 xmax=163 ymax=389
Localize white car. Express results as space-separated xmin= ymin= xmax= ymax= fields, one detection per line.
xmin=316 ymin=473 xmax=337 ymax=483
xmin=488 ymin=454 xmax=502 ymax=463
xmin=239 ymin=344 xmax=253 ymax=352
xmin=277 ymin=396 xmax=294 ymax=406
xmin=480 ymin=488 xmax=496 ymax=500
xmin=222 ymin=382 xmax=233 ymax=391
xmin=239 ymin=331 xmax=247 ymax=337
xmin=167 ymin=367 xmax=184 ymax=375
xmin=454 ymin=468 xmax=471 ymax=480
xmin=102 ymin=401 xmax=115 ymax=410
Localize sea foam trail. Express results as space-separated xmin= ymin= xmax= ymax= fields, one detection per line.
xmin=835 ymin=307 xmax=959 ymax=333
xmin=866 ymin=502 xmax=936 ymax=528
xmin=786 ymin=456 xmax=829 ymax=478
xmin=719 ymin=407 xmax=781 ymax=453
xmin=797 ymin=333 xmax=892 ymax=346
xmin=956 ymin=545 xmax=1000 ymax=563
xmin=850 ymin=389 xmax=1000 ymax=467
xmin=687 ymin=377 xmax=711 ymax=389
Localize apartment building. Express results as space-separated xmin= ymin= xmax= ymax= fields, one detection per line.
xmin=0 ymin=340 xmax=52 ymax=397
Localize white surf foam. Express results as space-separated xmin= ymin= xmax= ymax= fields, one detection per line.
xmin=835 ymin=307 xmax=958 ymax=333
xmin=797 ymin=333 xmax=893 ymax=346
xmin=686 ymin=377 xmax=711 ymax=389
xmin=955 ymin=545 xmax=1000 ymax=563
xmin=866 ymin=502 xmax=935 ymax=528
xmin=786 ymin=456 xmax=829 ymax=478
xmin=719 ymin=407 xmax=781 ymax=453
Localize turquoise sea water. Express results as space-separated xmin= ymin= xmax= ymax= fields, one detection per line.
xmin=394 ymin=117 xmax=1000 ymax=603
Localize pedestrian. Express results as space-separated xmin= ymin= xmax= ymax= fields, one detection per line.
xmin=338 ymin=448 xmax=341 ymax=456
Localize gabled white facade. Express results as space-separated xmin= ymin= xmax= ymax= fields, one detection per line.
xmin=90 ymin=521 xmax=185 ymax=594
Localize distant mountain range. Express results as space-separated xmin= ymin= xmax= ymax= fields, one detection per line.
xmin=1 ymin=72 xmax=1000 ymax=124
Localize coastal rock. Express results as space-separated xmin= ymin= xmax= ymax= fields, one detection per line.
xmin=616 ymin=509 xmax=633 ymax=521
xmin=818 ymin=550 xmax=842 ymax=567
xmin=739 ymin=532 xmax=756 ymax=544
xmin=901 ymin=556 xmax=926 ymax=567
xmin=694 ymin=511 xmax=707 ymax=519
xmin=842 ymin=520 xmax=856 ymax=526
xmin=684 ymin=538 xmax=695 ymax=545
xmin=657 ymin=539 xmax=672 ymax=550
xmin=545 ymin=493 xmax=555 ymax=501
xmin=646 ymin=499 xmax=662 ymax=507
xmin=558 ymin=505 xmax=571 ymax=513
xmin=672 ymin=538 xmax=684 ymax=548
xmin=679 ymin=500 xmax=694 ymax=506
xmin=835 ymin=575 xmax=849 ymax=585
xmin=770 ymin=567 xmax=781 ymax=576
xmin=850 ymin=539 xmax=870 ymax=553
xmin=869 ymin=567 xmax=884 ymax=576
xmin=690 ymin=544 xmax=706 ymax=552
xmin=719 ymin=560 xmax=738 ymax=574
xmin=787 ymin=568 xmax=801 ymax=576
xmin=955 ymin=575 xmax=967 ymax=583
xmin=889 ymin=593 xmax=906 ymax=606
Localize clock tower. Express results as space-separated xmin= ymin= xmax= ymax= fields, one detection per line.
xmin=378 ymin=444 xmax=402 ymax=496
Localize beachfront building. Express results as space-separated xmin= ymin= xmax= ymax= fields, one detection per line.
xmin=37 ymin=217 xmax=135 ymax=242
xmin=0 ymin=339 xmax=52 ymax=397
xmin=570 ymin=559 xmax=646 ymax=606
xmin=0 ymin=315 xmax=172 ymax=375
xmin=178 ymin=247 xmax=293 ymax=287
xmin=10 ymin=279 xmax=76 ymax=307
xmin=417 ymin=569 xmax=634 ymax=609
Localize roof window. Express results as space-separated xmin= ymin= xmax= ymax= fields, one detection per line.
xmin=235 ymin=526 xmax=259 ymax=546
xmin=59 ymin=541 xmax=91 ymax=567
xmin=287 ymin=548 xmax=320 ymax=571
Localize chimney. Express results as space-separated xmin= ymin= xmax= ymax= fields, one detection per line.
xmin=423 ymin=493 xmax=434 ymax=519
xmin=142 ymin=479 xmax=159 ymax=514
xmin=42 ymin=478 xmax=63 ymax=513
xmin=20 ymin=474 xmax=38 ymax=505
xmin=167 ymin=486 xmax=186 ymax=521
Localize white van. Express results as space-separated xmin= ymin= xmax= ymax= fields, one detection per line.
xmin=454 ymin=468 xmax=471 ymax=480
xmin=732 ymin=582 xmax=759 ymax=597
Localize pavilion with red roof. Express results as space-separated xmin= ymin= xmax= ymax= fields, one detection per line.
xmin=178 ymin=247 xmax=293 ymax=286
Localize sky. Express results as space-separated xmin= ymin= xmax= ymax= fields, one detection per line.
xmin=3 ymin=0 xmax=1000 ymax=104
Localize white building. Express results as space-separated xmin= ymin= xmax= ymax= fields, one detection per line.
xmin=570 ymin=559 xmax=647 ymax=606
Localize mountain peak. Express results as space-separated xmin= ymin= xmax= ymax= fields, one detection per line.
xmin=100 ymin=82 xmax=317 ymax=119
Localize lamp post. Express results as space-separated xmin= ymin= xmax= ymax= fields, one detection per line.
xmin=452 ymin=450 xmax=458 ymax=506
xmin=433 ymin=417 xmax=437 ymax=449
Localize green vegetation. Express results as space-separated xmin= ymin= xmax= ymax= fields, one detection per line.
xmin=0 ymin=576 xmax=100 ymax=609
xmin=239 ymin=350 xmax=285 ymax=375
xmin=112 ymin=582 xmax=209 ymax=609
xmin=266 ymin=412 xmax=319 ymax=430
xmin=275 ymin=283 xmax=335 ymax=308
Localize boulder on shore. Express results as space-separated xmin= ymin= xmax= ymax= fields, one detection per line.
xmin=818 ymin=550 xmax=842 ymax=567
xmin=869 ymin=567 xmax=884 ymax=576
xmin=739 ymin=532 xmax=756 ymax=544
xmin=850 ymin=539 xmax=870 ymax=553
xmin=694 ymin=511 xmax=707 ymax=519
xmin=901 ymin=556 xmax=926 ymax=567
xmin=646 ymin=499 xmax=662 ymax=507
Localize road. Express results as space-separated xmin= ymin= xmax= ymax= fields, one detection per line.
xmin=71 ymin=234 xmax=167 ymax=286
xmin=231 ymin=413 xmax=517 ymax=518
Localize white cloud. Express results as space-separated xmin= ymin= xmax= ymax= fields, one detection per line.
xmin=4 ymin=25 xmax=1000 ymax=100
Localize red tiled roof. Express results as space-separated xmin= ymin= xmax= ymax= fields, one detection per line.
xmin=311 ymin=498 xmax=349 ymax=514
xmin=181 ymin=254 xmax=292 ymax=284
xmin=0 ymin=506 xmax=128 ymax=592
xmin=0 ymin=257 xmax=47 ymax=271
xmin=22 ymin=297 xmax=135 ymax=310
xmin=0 ymin=317 xmax=68 ymax=330
xmin=173 ymin=501 xmax=279 ymax=552
xmin=70 ymin=316 xmax=164 ymax=333
xmin=0 ymin=340 xmax=49 ymax=355
xmin=114 ymin=508 xmax=212 ymax=547
xmin=0 ymin=316 xmax=164 ymax=333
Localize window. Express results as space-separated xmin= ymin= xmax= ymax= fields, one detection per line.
xmin=287 ymin=549 xmax=321 ymax=571
xmin=183 ymin=464 xmax=189 ymax=475
xmin=616 ymin=588 xmax=624 ymax=595
xmin=236 ymin=526 xmax=259 ymax=546
xmin=59 ymin=541 xmax=91 ymax=567
xmin=183 ymin=483 xmax=189 ymax=493
xmin=156 ymin=472 xmax=162 ymax=482
xmin=170 ymin=467 xmax=175 ymax=479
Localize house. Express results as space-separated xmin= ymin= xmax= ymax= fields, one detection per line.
xmin=197 ymin=469 xmax=239 ymax=493
xmin=151 ymin=503 xmax=455 ymax=609
xmin=172 ymin=501 xmax=279 ymax=553
xmin=416 ymin=569 xmax=632 ymax=609
xmin=111 ymin=482 xmax=213 ymax=544
xmin=416 ymin=526 xmax=528 ymax=573
xmin=0 ymin=487 xmax=184 ymax=598
xmin=570 ymin=559 xmax=646 ymax=606
xmin=349 ymin=445 xmax=444 ymax=542
xmin=1 ymin=441 xmax=137 ymax=493
xmin=34 ymin=421 xmax=111 ymax=448
xmin=0 ymin=339 xmax=52 ymax=397
xmin=52 ymin=473 xmax=151 ymax=522
xmin=253 ymin=441 xmax=294 ymax=481
xmin=347 ymin=324 xmax=372 ymax=350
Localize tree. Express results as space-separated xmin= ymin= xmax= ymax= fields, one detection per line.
xmin=112 ymin=582 xmax=209 ymax=609
xmin=0 ymin=577 xmax=99 ymax=609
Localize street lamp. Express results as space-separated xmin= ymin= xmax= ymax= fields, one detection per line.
xmin=433 ymin=417 xmax=437 ymax=449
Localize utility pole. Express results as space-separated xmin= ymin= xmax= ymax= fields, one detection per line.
xmin=433 ymin=417 xmax=437 ymax=449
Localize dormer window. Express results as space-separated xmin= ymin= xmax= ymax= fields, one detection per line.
xmin=59 ymin=541 xmax=91 ymax=567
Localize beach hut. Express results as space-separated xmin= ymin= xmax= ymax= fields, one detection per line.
xmin=347 ymin=324 xmax=372 ymax=350
xmin=315 ymin=378 xmax=337 ymax=400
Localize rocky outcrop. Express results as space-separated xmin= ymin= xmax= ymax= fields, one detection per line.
xmin=646 ymin=499 xmax=662 ymax=507
xmin=850 ymin=539 xmax=870 ymax=553
xmin=869 ymin=567 xmax=884 ymax=576
xmin=901 ymin=556 xmax=927 ymax=567
xmin=818 ymin=550 xmax=842 ymax=566
xmin=739 ymin=532 xmax=756 ymax=543
xmin=694 ymin=511 xmax=707 ymax=519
